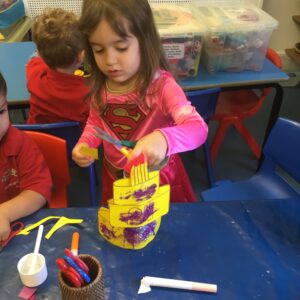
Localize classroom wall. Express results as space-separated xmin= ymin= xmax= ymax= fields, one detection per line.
xmin=263 ymin=0 xmax=300 ymax=50
xmin=248 ymin=0 xmax=263 ymax=7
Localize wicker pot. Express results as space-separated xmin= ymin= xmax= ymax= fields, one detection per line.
xmin=58 ymin=254 xmax=105 ymax=300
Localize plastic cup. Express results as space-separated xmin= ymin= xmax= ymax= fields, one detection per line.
xmin=17 ymin=253 xmax=47 ymax=287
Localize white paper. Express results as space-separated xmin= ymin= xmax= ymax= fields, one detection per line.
xmin=138 ymin=278 xmax=152 ymax=294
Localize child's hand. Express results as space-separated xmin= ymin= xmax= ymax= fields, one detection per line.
xmin=129 ymin=131 xmax=168 ymax=167
xmin=0 ymin=214 xmax=11 ymax=242
xmin=72 ymin=142 xmax=95 ymax=167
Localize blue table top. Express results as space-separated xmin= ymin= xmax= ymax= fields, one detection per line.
xmin=0 ymin=42 xmax=289 ymax=103
xmin=0 ymin=199 xmax=299 ymax=299
xmin=180 ymin=59 xmax=289 ymax=90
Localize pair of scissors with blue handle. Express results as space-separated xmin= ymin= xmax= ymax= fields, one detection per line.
xmin=94 ymin=126 xmax=169 ymax=170
xmin=0 ymin=221 xmax=25 ymax=252
xmin=94 ymin=126 xmax=136 ymax=148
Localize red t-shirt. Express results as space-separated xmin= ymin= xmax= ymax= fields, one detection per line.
xmin=0 ymin=126 xmax=52 ymax=203
xmin=26 ymin=57 xmax=90 ymax=126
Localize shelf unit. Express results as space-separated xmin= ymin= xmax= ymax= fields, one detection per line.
xmin=285 ymin=15 xmax=300 ymax=65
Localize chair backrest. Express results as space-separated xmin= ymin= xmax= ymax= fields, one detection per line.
xmin=262 ymin=117 xmax=300 ymax=183
xmin=24 ymin=131 xmax=70 ymax=208
xmin=14 ymin=121 xmax=98 ymax=206
xmin=185 ymin=87 xmax=221 ymax=187
xmin=266 ymin=48 xmax=282 ymax=69
xmin=14 ymin=121 xmax=81 ymax=161
xmin=185 ymin=87 xmax=221 ymax=121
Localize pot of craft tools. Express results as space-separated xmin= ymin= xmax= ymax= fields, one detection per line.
xmin=58 ymin=254 xmax=105 ymax=300
xmin=17 ymin=225 xmax=47 ymax=287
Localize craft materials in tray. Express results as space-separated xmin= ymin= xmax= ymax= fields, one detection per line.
xmin=193 ymin=3 xmax=278 ymax=73
xmin=151 ymin=3 xmax=206 ymax=78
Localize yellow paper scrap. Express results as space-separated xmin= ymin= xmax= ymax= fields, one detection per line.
xmin=80 ymin=146 xmax=99 ymax=160
xmin=45 ymin=217 xmax=83 ymax=239
xmin=74 ymin=69 xmax=84 ymax=76
xmin=0 ymin=33 xmax=5 ymax=40
xmin=18 ymin=216 xmax=61 ymax=235
xmin=18 ymin=216 xmax=84 ymax=239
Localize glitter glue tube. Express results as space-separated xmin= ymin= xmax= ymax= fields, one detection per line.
xmin=139 ymin=276 xmax=217 ymax=294
xmin=71 ymin=232 xmax=80 ymax=255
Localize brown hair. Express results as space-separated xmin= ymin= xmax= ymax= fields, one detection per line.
xmin=0 ymin=71 xmax=7 ymax=97
xmin=32 ymin=8 xmax=84 ymax=69
xmin=79 ymin=0 xmax=170 ymax=112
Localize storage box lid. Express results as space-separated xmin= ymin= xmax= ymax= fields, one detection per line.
xmin=194 ymin=3 xmax=278 ymax=32
xmin=151 ymin=4 xmax=206 ymax=36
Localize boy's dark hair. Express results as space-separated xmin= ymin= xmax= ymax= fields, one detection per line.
xmin=0 ymin=71 xmax=7 ymax=97
xmin=79 ymin=0 xmax=170 ymax=112
xmin=32 ymin=8 xmax=85 ymax=69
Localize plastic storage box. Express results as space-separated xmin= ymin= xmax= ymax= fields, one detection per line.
xmin=193 ymin=3 xmax=278 ymax=73
xmin=151 ymin=3 xmax=206 ymax=77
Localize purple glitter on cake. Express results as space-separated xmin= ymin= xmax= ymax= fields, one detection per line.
xmin=119 ymin=184 xmax=157 ymax=201
xmin=123 ymin=221 xmax=157 ymax=247
xmin=134 ymin=184 xmax=157 ymax=200
xmin=100 ymin=224 xmax=116 ymax=240
xmin=119 ymin=202 xmax=157 ymax=225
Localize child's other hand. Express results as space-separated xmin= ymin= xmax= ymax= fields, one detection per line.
xmin=72 ymin=142 xmax=95 ymax=167
xmin=0 ymin=215 xmax=11 ymax=242
xmin=129 ymin=131 xmax=167 ymax=167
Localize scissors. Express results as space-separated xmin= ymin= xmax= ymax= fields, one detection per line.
xmin=94 ymin=126 xmax=145 ymax=172
xmin=56 ymin=248 xmax=91 ymax=287
xmin=94 ymin=126 xmax=136 ymax=157
xmin=56 ymin=258 xmax=84 ymax=288
xmin=0 ymin=221 xmax=25 ymax=252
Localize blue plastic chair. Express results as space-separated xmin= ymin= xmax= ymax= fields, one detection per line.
xmin=201 ymin=117 xmax=300 ymax=201
xmin=13 ymin=121 xmax=98 ymax=206
xmin=185 ymin=87 xmax=220 ymax=187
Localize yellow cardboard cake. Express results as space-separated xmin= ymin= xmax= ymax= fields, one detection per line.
xmin=98 ymin=162 xmax=170 ymax=250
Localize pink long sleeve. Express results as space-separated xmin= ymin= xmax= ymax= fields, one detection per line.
xmin=78 ymin=70 xmax=208 ymax=169
xmin=157 ymin=77 xmax=208 ymax=155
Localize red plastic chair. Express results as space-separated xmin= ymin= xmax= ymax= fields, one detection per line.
xmin=14 ymin=122 xmax=98 ymax=206
xmin=210 ymin=48 xmax=283 ymax=163
xmin=24 ymin=131 xmax=70 ymax=208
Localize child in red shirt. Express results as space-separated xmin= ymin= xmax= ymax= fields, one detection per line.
xmin=26 ymin=8 xmax=90 ymax=127
xmin=0 ymin=72 xmax=52 ymax=242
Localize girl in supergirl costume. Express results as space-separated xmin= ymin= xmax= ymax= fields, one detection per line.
xmin=72 ymin=0 xmax=208 ymax=205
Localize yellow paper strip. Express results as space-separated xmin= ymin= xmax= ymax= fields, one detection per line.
xmin=45 ymin=217 xmax=83 ymax=239
xmin=113 ymin=170 xmax=160 ymax=204
xmin=108 ymin=185 xmax=170 ymax=228
xmin=18 ymin=216 xmax=61 ymax=235
xmin=80 ymin=146 xmax=99 ymax=160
